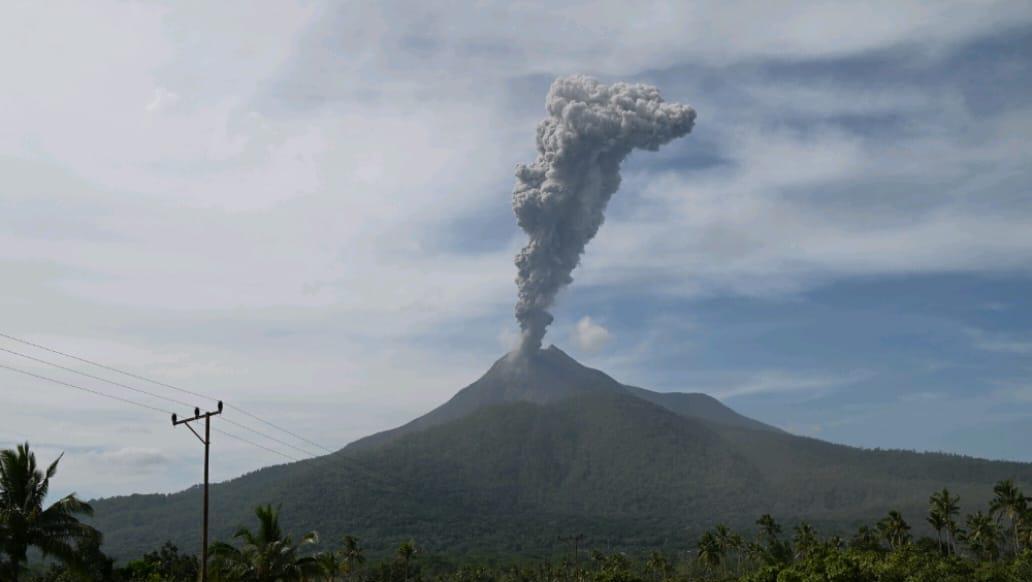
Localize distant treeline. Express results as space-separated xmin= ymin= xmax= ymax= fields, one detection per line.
xmin=5 ymin=442 xmax=1032 ymax=581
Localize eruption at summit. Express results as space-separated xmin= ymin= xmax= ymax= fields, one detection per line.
xmin=512 ymin=76 xmax=696 ymax=353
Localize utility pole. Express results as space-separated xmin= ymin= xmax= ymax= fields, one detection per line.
xmin=172 ymin=401 xmax=222 ymax=582
xmin=558 ymin=533 xmax=584 ymax=576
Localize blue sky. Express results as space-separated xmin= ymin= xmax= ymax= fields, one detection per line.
xmin=1 ymin=1 xmax=1031 ymax=499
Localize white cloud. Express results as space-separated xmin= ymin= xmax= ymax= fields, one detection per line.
xmin=296 ymin=1 xmax=1032 ymax=76
xmin=968 ymin=329 xmax=1032 ymax=355
xmin=572 ymin=316 xmax=612 ymax=353
xmin=94 ymin=447 xmax=170 ymax=469
xmin=712 ymin=370 xmax=868 ymax=400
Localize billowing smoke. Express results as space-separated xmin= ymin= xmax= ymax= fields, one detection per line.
xmin=512 ymin=75 xmax=696 ymax=353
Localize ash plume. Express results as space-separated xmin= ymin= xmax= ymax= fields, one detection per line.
xmin=512 ymin=75 xmax=696 ymax=353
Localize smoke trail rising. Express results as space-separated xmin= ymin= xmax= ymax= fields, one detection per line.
xmin=512 ymin=75 xmax=695 ymax=353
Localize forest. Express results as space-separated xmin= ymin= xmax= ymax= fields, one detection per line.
xmin=4 ymin=442 xmax=1032 ymax=581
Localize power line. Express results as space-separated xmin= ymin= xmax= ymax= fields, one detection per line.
xmin=0 ymin=345 xmax=200 ymax=410
xmin=0 ymin=331 xmax=334 ymax=454
xmin=0 ymin=331 xmax=216 ymax=403
xmin=213 ymin=427 xmax=300 ymax=462
xmin=222 ymin=405 xmax=332 ymax=453
xmin=220 ymin=417 xmax=320 ymax=458
xmin=0 ymin=363 xmax=170 ymax=415
xmin=0 ymin=362 xmax=305 ymax=463
xmin=0 ymin=344 xmax=321 ymax=457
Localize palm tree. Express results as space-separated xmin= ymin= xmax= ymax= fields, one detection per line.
xmin=314 ymin=551 xmax=343 ymax=581
xmin=926 ymin=509 xmax=946 ymax=555
xmin=208 ymin=504 xmax=321 ymax=581
xmin=756 ymin=514 xmax=782 ymax=540
xmin=396 ymin=540 xmax=416 ymax=582
xmin=792 ymin=523 xmax=819 ymax=559
xmin=339 ymin=535 xmax=365 ymax=578
xmin=988 ymin=479 xmax=1028 ymax=556
xmin=315 ymin=535 xmax=364 ymax=581
xmin=965 ymin=511 xmax=1001 ymax=562
xmin=695 ymin=531 xmax=723 ymax=572
xmin=0 ymin=443 xmax=98 ymax=581
xmin=849 ymin=525 xmax=882 ymax=552
xmin=876 ymin=510 xmax=911 ymax=550
xmin=751 ymin=514 xmax=792 ymax=566
xmin=929 ymin=488 xmax=960 ymax=555
xmin=713 ymin=524 xmax=741 ymax=574
xmin=644 ymin=550 xmax=671 ymax=582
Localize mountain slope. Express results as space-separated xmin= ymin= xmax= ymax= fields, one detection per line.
xmin=89 ymin=347 xmax=1032 ymax=560
xmin=348 ymin=346 xmax=780 ymax=451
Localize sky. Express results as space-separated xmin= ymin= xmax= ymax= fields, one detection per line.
xmin=1 ymin=1 xmax=1031 ymax=500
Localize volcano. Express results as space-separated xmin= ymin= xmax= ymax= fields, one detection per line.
xmin=90 ymin=347 xmax=1032 ymax=560
xmin=348 ymin=346 xmax=780 ymax=452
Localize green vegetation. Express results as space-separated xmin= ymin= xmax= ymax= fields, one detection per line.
xmin=208 ymin=504 xmax=322 ymax=580
xmin=20 ymin=483 xmax=1032 ymax=581
xmin=0 ymin=443 xmax=100 ymax=581
xmin=8 ymin=437 xmax=1031 ymax=581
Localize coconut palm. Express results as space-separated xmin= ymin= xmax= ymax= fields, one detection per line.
xmin=696 ymin=531 xmax=723 ymax=572
xmin=339 ymin=535 xmax=365 ymax=578
xmin=713 ymin=524 xmax=742 ymax=574
xmin=314 ymin=535 xmax=365 ymax=581
xmin=208 ymin=504 xmax=321 ymax=581
xmin=988 ymin=479 xmax=1028 ymax=555
xmin=756 ymin=514 xmax=781 ymax=540
xmin=876 ymin=510 xmax=911 ymax=550
xmin=396 ymin=540 xmax=416 ymax=582
xmin=314 ymin=551 xmax=343 ymax=581
xmin=644 ymin=550 xmax=671 ymax=582
xmin=926 ymin=509 xmax=947 ymax=555
xmin=849 ymin=525 xmax=882 ymax=552
xmin=0 ymin=443 xmax=99 ymax=581
xmin=792 ymin=523 xmax=819 ymax=559
xmin=930 ymin=488 xmax=960 ymax=554
xmin=965 ymin=511 xmax=1001 ymax=562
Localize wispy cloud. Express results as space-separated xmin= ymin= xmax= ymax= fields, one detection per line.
xmin=711 ymin=370 xmax=869 ymax=400
xmin=91 ymin=447 xmax=170 ymax=470
xmin=968 ymin=329 xmax=1032 ymax=355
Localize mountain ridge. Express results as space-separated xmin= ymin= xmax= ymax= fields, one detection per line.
xmin=88 ymin=346 xmax=1032 ymax=560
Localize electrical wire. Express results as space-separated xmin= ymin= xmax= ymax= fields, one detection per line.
xmin=0 ymin=330 xmax=334 ymax=453
xmin=0 ymin=362 xmax=305 ymax=463
xmin=0 ymin=343 xmax=322 ymax=457
xmin=0 ymin=345 xmax=200 ymax=410
xmin=0 ymin=363 xmax=171 ymax=415
xmin=213 ymin=427 xmax=300 ymax=462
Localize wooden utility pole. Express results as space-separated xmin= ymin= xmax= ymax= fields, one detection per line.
xmin=172 ymin=401 xmax=223 ymax=582
xmin=558 ymin=533 xmax=584 ymax=575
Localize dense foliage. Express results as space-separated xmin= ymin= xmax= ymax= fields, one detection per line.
xmin=0 ymin=443 xmax=99 ymax=581
xmin=20 ymin=480 xmax=1032 ymax=582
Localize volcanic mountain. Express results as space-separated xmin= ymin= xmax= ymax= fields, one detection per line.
xmin=90 ymin=346 xmax=1032 ymax=560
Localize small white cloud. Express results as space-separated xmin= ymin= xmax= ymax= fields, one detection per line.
xmin=713 ymin=370 xmax=868 ymax=399
xmin=93 ymin=447 xmax=169 ymax=470
xmin=145 ymin=87 xmax=180 ymax=113
xmin=968 ymin=329 xmax=1032 ymax=355
xmin=572 ymin=316 xmax=612 ymax=353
